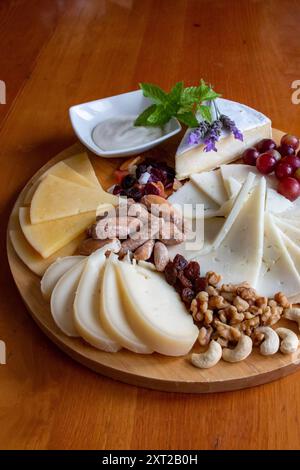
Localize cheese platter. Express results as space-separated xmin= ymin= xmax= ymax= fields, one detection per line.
xmin=6 ymin=82 xmax=300 ymax=392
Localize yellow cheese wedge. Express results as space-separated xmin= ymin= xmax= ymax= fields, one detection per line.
xmin=23 ymin=161 xmax=96 ymax=205
xmin=19 ymin=206 xmax=96 ymax=258
xmin=9 ymin=229 xmax=83 ymax=276
xmin=30 ymin=174 xmax=118 ymax=223
xmin=64 ymin=152 xmax=100 ymax=187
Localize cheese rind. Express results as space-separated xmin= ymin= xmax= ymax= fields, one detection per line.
xmin=175 ymin=98 xmax=271 ymax=179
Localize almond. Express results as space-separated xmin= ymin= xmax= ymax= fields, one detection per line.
xmin=133 ymin=239 xmax=155 ymax=261
xmin=153 ymin=241 xmax=169 ymax=272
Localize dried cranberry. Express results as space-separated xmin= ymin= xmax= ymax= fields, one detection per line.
xmin=113 ymin=184 xmax=123 ymax=195
xmin=174 ymin=280 xmax=183 ymax=294
xmin=144 ymin=182 xmax=160 ymax=195
xmin=173 ymin=254 xmax=188 ymax=271
xmin=184 ymin=261 xmax=200 ymax=280
xmin=181 ymin=287 xmax=195 ymax=304
xmin=194 ymin=276 xmax=207 ymax=293
xmin=164 ymin=262 xmax=178 ymax=286
xmin=177 ymin=270 xmax=193 ymax=289
xmin=122 ymin=174 xmax=136 ymax=189
xmin=126 ymin=186 xmax=143 ymax=201
xmin=149 ymin=167 xmax=168 ymax=185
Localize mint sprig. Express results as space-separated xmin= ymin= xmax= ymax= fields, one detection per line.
xmin=135 ymin=80 xmax=221 ymax=128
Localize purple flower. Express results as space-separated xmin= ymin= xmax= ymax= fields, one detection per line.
xmin=187 ymin=121 xmax=210 ymax=146
xmin=203 ymin=119 xmax=223 ymax=152
xmin=220 ymin=114 xmax=243 ymax=142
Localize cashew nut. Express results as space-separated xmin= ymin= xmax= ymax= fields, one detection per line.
xmin=256 ymin=326 xmax=280 ymax=355
xmin=275 ymin=327 xmax=299 ymax=354
xmin=222 ymin=335 xmax=252 ymax=363
xmin=191 ymin=340 xmax=222 ymax=369
xmin=283 ymin=307 xmax=300 ymax=331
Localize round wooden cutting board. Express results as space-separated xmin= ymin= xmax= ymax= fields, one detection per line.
xmin=6 ymin=131 xmax=300 ymax=393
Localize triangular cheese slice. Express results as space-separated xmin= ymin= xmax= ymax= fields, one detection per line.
xmin=65 ymin=152 xmax=100 ymax=187
xmin=23 ymin=161 xmax=96 ymax=205
xmin=168 ymin=180 xmax=218 ymax=218
xmin=266 ymin=188 xmax=293 ymax=214
xmin=30 ymin=174 xmax=117 ymax=223
xmin=273 ymin=217 xmax=300 ymax=245
xmin=224 ymin=176 xmax=242 ymax=199
xmin=9 ymin=229 xmax=83 ymax=276
xmin=278 ymin=229 xmax=300 ymax=275
xmin=257 ymin=213 xmax=300 ymax=297
xmin=19 ymin=207 xmax=96 ymax=258
xmin=191 ymin=169 xmax=228 ymax=206
xmin=193 ymin=177 xmax=265 ymax=287
xmin=220 ymin=164 xmax=277 ymax=190
xmin=175 ymin=98 xmax=271 ymax=179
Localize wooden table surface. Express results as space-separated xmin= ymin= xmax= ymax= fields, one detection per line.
xmin=1 ymin=0 xmax=300 ymax=450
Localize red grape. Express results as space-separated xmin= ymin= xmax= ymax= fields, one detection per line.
xmin=281 ymin=134 xmax=299 ymax=151
xmin=255 ymin=138 xmax=277 ymax=153
xmin=278 ymin=177 xmax=300 ymax=201
xmin=256 ymin=153 xmax=277 ymax=174
xmin=242 ymin=147 xmax=259 ymax=166
xmin=275 ymin=161 xmax=293 ymax=179
xmin=294 ymin=168 xmax=300 ymax=182
xmin=277 ymin=144 xmax=295 ymax=157
xmin=281 ymin=155 xmax=300 ymax=170
xmin=266 ymin=149 xmax=281 ymax=161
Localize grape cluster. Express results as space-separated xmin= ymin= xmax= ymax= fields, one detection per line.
xmin=242 ymin=134 xmax=300 ymax=201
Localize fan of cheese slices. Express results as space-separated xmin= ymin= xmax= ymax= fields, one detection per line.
xmin=40 ymin=242 xmax=198 ymax=356
xmin=9 ymin=152 xmax=119 ymax=276
xmin=169 ymin=163 xmax=300 ymax=298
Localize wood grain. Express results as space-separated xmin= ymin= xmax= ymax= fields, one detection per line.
xmin=1 ymin=0 xmax=300 ymax=450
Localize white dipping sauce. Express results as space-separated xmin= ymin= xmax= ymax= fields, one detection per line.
xmin=92 ymin=116 xmax=163 ymax=151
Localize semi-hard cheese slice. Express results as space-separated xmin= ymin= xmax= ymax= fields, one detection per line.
xmin=30 ymin=174 xmax=118 ymax=223
xmin=23 ymin=161 xmax=96 ymax=205
xmin=74 ymin=244 xmax=121 ymax=352
xmin=224 ymin=176 xmax=242 ymax=199
xmin=273 ymin=217 xmax=300 ymax=244
xmin=99 ymin=256 xmax=153 ymax=354
xmin=266 ymin=188 xmax=293 ymax=214
xmin=168 ymin=181 xmax=219 ymax=218
xmin=19 ymin=207 xmax=96 ymax=258
xmin=191 ymin=169 xmax=228 ymax=206
xmin=65 ymin=152 xmax=100 ymax=187
xmin=50 ymin=258 xmax=87 ymax=336
xmin=257 ymin=213 xmax=300 ymax=297
xmin=9 ymin=229 xmax=83 ymax=276
xmin=278 ymin=230 xmax=300 ymax=275
xmin=41 ymin=256 xmax=85 ymax=300
xmin=193 ymin=177 xmax=265 ymax=287
xmin=175 ymin=98 xmax=271 ymax=179
xmin=220 ymin=164 xmax=277 ymax=190
xmin=115 ymin=260 xmax=198 ymax=356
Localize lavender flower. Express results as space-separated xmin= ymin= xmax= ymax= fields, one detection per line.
xmin=187 ymin=121 xmax=210 ymax=146
xmin=203 ymin=119 xmax=223 ymax=152
xmin=220 ymin=114 xmax=243 ymax=141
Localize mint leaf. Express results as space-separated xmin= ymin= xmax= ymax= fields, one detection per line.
xmin=176 ymin=111 xmax=199 ymax=128
xmin=180 ymin=86 xmax=199 ymax=105
xmin=198 ymin=80 xmax=221 ymax=101
xmin=146 ymin=105 xmax=171 ymax=126
xmin=139 ymin=83 xmax=168 ymax=105
xmin=134 ymin=104 xmax=157 ymax=126
xmin=197 ymin=104 xmax=213 ymax=123
xmin=168 ymin=82 xmax=184 ymax=103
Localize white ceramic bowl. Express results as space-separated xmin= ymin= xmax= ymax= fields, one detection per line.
xmin=69 ymin=90 xmax=181 ymax=158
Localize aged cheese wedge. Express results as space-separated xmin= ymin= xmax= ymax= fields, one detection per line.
xmin=9 ymin=229 xmax=83 ymax=276
xmin=194 ymin=177 xmax=265 ymax=287
xmin=23 ymin=161 xmax=96 ymax=205
xmin=74 ymin=246 xmax=121 ymax=352
xmin=266 ymin=188 xmax=293 ymax=214
xmin=115 ymin=260 xmax=198 ymax=356
xmin=99 ymin=256 xmax=153 ymax=354
xmin=257 ymin=213 xmax=300 ymax=297
xmin=64 ymin=152 xmax=100 ymax=187
xmin=224 ymin=176 xmax=242 ymax=199
xmin=30 ymin=174 xmax=118 ymax=224
xmin=19 ymin=207 xmax=96 ymax=258
xmin=168 ymin=180 xmax=218 ymax=218
xmin=191 ymin=169 xmax=228 ymax=206
xmin=175 ymin=98 xmax=271 ymax=179
xmin=50 ymin=258 xmax=87 ymax=337
xmin=41 ymin=256 xmax=85 ymax=300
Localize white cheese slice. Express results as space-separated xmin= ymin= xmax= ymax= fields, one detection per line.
xmin=115 ymin=260 xmax=198 ymax=356
xmin=191 ymin=169 xmax=228 ymax=206
xmin=99 ymin=256 xmax=153 ymax=354
xmin=224 ymin=176 xmax=242 ymax=199
xmin=175 ymin=98 xmax=271 ymax=179
xmin=273 ymin=217 xmax=300 ymax=245
xmin=193 ymin=177 xmax=265 ymax=287
xmin=50 ymin=258 xmax=87 ymax=337
xmin=220 ymin=164 xmax=277 ymax=189
xmin=257 ymin=214 xmax=300 ymax=297
xmin=274 ymin=216 xmax=300 ymax=230
xmin=74 ymin=247 xmax=121 ymax=352
xmin=41 ymin=256 xmax=85 ymax=300
xmin=168 ymin=180 xmax=218 ymax=218
xmin=278 ymin=230 xmax=300 ymax=274
xmin=266 ymin=188 xmax=293 ymax=214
